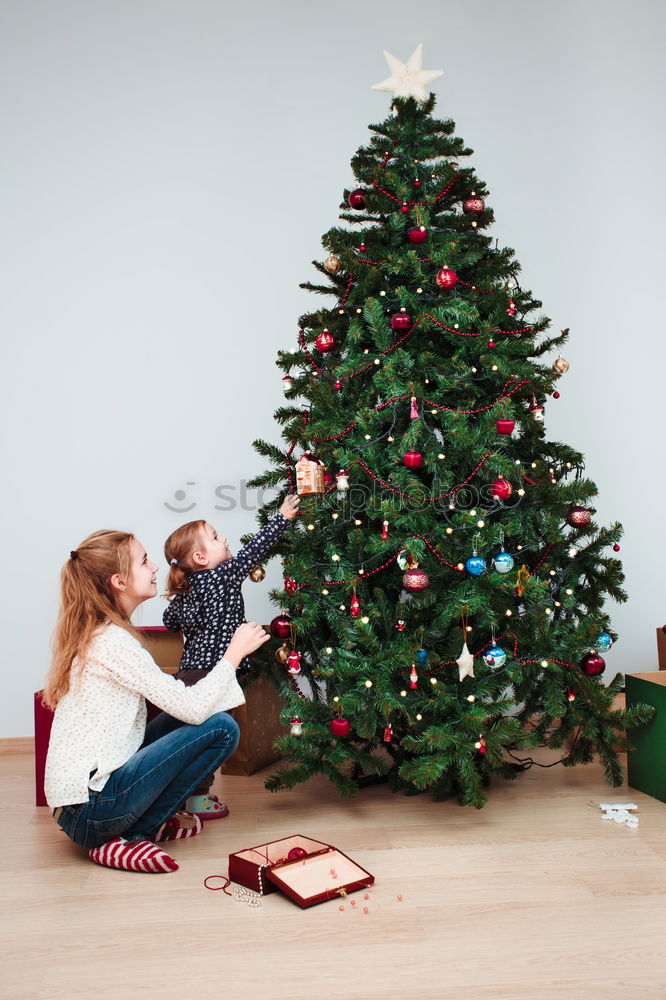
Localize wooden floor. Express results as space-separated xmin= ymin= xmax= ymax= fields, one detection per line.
xmin=2 ymin=745 xmax=666 ymax=1000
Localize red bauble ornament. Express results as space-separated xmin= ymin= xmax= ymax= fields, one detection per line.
xmin=330 ymin=717 xmax=350 ymax=738
xmin=488 ymin=340 xmax=495 ymax=349
xmin=390 ymin=311 xmax=412 ymax=331
xmin=496 ymin=419 xmax=515 ymax=435
xmin=567 ymin=506 xmax=591 ymax=528
xmin=463 ymin=195 xmax=485 ymax=214
xmin=435 ymin=267 xmax=458 ymax=289
xmin=403 ymin=451 xmax=422 ymax=469
xmin=315 ymin=330 xmax=335 ymax=353
xmin=287 ymin=846 xmax=308 ymax=860
xmin=408 ymin=227 xmax=427 ymax=244
xmin=400 ymin=203 xmax=409 ymax=213
xmin=552 ymin=391 xmax=560 ymax=399
xmin=348 ymin=189 xmax=365 ymax=209
xmin=491 ymin=477 xmax=513 ymax=501
xmin=402 ymin=567 xmax=429 ymax=593
xmin=613 ymin=543 xmax=621 ymax=552
xmin=270 ymin=614 xmax=292 ymax=638
xmin=334 ymin=379 xmax=342 ymax=391
xmin=580 ymin=651 xmax=606 ymax=677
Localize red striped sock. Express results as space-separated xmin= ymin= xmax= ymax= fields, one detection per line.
xmin=88 ymin=837 xmax=178 ymax=873
xmin=155 ymin=810 xmax=203 ymax=842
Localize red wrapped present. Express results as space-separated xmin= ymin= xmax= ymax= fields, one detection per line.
xmin=228 ymin=835 xmax=374 ymax=908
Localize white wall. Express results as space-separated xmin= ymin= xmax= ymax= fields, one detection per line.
xmin=1 ymin=0 xmax=664 ymax=737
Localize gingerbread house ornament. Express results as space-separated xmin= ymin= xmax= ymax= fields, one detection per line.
xmin=296 ymin=453 xmax=326 ymax=495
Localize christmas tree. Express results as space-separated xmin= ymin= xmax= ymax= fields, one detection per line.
xmin=248 ymin=47 xmax=652 ymax=807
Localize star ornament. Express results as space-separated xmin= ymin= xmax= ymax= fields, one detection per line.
xmin=456 ymin=641 xmax=475 ymax=682
xmin=371 ymin=44 xmax=443 ymax=102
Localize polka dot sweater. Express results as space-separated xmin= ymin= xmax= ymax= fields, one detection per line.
xmin=163 ymin=513 xmax=289 ymax=672
xmin=44 ymin=624 xmax=244 ymax=808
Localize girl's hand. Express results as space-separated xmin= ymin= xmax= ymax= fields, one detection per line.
xmin=280 ymin=494 xmax=300 ymax=520
xmin=224 ymin=622 xmax=271 ymax=669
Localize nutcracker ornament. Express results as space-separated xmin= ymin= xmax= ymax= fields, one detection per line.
xmin=381 ymin=519 xmax=389 ymax=540
xmin=409 ymin=664 xmax=418 ymax=689
xmin=350 ymin=592 xmax=360 ymax=618
xmin=384 ymin=723 xmax=393 ymax=743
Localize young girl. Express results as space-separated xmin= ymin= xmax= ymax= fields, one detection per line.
xmin=162 ymin=495 xmax=299 ymax=818
xmin=43 ymin=529 xmax=270 ymax=874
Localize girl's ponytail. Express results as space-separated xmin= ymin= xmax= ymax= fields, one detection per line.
xmin=163 ymin=520 xmax=206 ymax=598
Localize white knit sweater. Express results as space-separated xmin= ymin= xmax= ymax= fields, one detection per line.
xmin=44 ymin=624 xmax=245 ymax=808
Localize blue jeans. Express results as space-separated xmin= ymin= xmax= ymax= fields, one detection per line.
xmin=55 ymin=711 xmax=240 ymax=849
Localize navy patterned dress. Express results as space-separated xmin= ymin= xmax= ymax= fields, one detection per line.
xmin=163 ymin=513 xmax=289 ymax=674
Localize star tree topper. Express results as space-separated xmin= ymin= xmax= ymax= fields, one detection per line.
xmin=371 ymin=44 xmax=443 ymax=102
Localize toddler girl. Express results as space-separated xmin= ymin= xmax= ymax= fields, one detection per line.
xmin=163 ymin=495 xmax=299 ymax=817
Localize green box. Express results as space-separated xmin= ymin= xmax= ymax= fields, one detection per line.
xmin=626 ymin=672 xmax=666 ymax=804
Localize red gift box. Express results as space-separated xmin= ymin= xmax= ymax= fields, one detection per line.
xmin=228 ymin=835 xmax=374 ymax=908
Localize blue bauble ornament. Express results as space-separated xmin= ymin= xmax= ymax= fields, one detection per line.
xmin=493 ymin=551 xmax=514 ymax=574
xmin=483 ymin=645 xmax=507 ymax=669
xmin=416 ymin=649 xmax=428 ymax=664
xmin=594 ymin=631 xmax=613 ymax=652
xmin=466 ymin=556 xmax=486 ymax=577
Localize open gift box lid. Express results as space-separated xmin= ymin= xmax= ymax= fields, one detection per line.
xmin=228 ymin=834 xmax=374 ymax=908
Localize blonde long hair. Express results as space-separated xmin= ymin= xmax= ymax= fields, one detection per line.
xmin=163 ymin=520 xmax=206 ymax=598
xmin=44 ymin=530 xmax=137 ymax=708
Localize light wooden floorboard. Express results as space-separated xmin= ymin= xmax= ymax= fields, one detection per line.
xmin=2 ymin=747 xmax=666 ymax=1000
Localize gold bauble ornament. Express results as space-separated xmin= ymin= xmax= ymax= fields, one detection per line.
xmin=275 ymin=643 xmax=290 ymax=665
xmin=249 ymin=565 xmax=266 ymax=582
xmin=552 ymin=355 xmax=570 ymax=374
xmin=324 ymin=254 xmax=341 ymax=274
